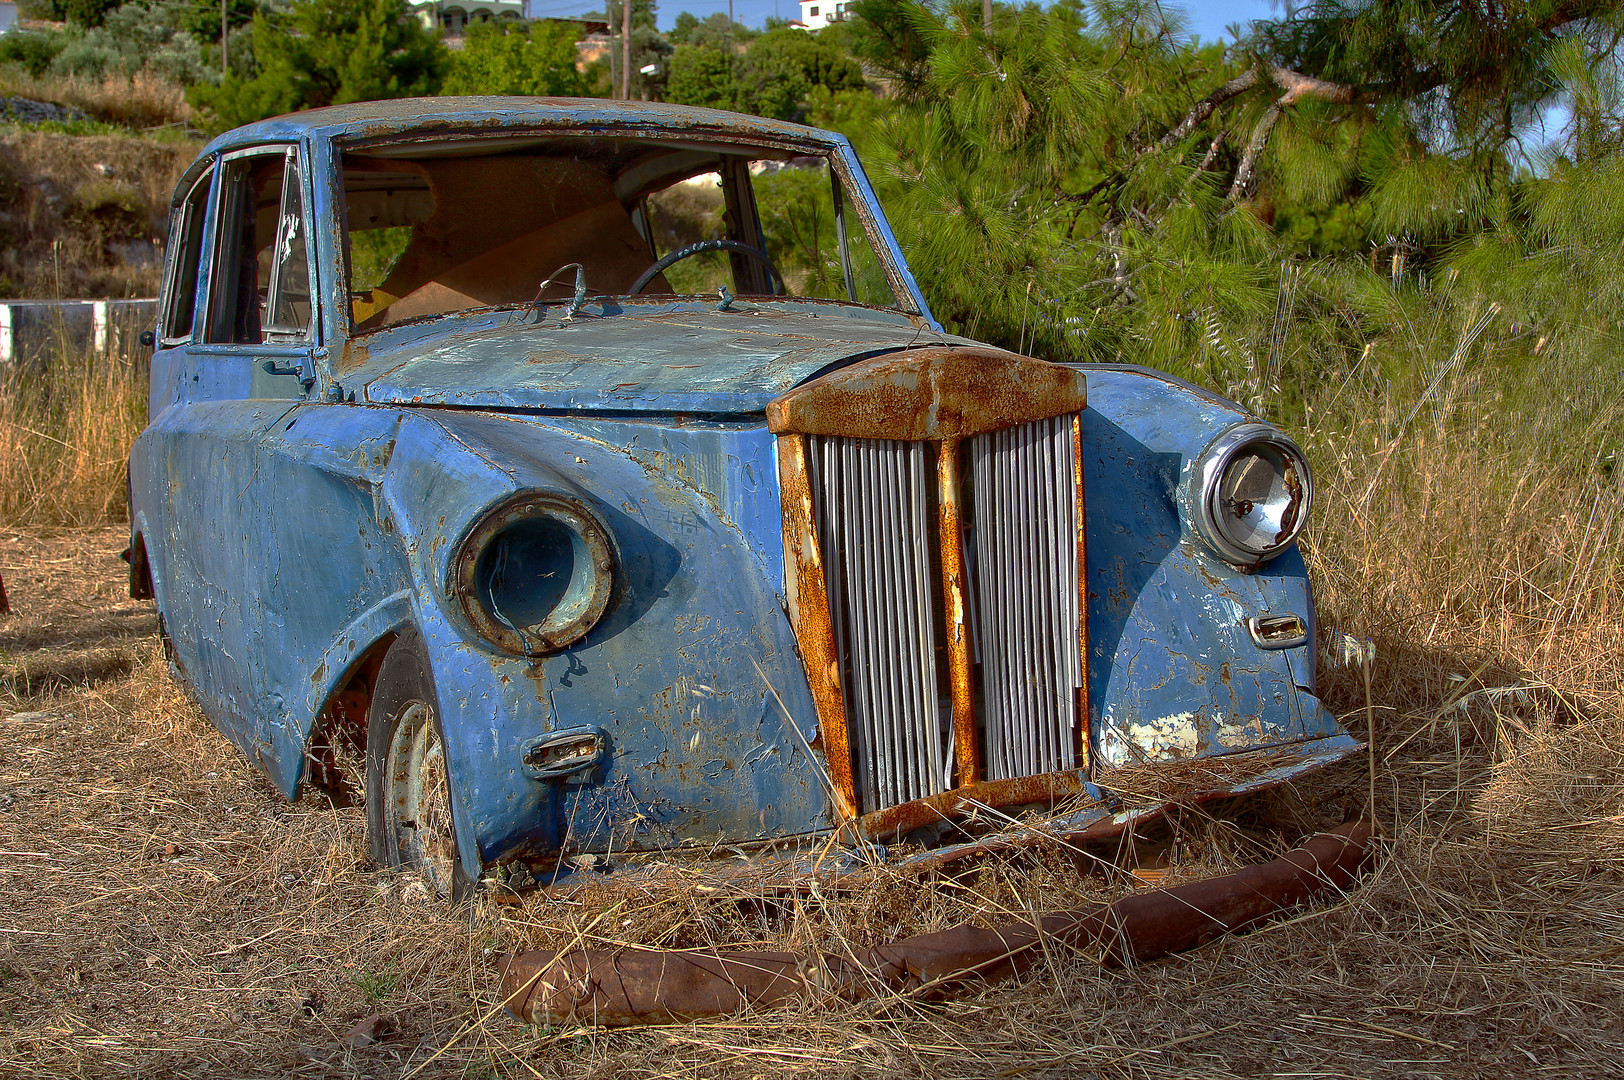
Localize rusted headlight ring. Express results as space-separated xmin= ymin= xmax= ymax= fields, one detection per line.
xmin=1192 ymin=423 xmax=1313 ymax=568
xmin=450 ymin=492 xmax=615 ymax=656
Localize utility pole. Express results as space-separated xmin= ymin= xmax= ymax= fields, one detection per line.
xmin=222 ymin=0 xmax=229 ymax=79
xmin=621 ymin=0 xmax=632 ymax=99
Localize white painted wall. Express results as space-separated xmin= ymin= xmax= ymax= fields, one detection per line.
xmin=797 ymin=0 xmax=852 ymax=32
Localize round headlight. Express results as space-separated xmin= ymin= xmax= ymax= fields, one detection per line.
xmin=450 ymin=492 xmax=614 ymax=655
xmin=1192 ymin=423 xmax=1312 ymax=567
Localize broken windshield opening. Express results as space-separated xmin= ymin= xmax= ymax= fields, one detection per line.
xmin=340 ymin=136 xmax=903 ymax=333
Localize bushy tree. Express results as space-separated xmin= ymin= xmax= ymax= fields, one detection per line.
xmin=666 ymin=42 xmax=733 ymax=109
xmin=0 ymin=29 xmax=70 ymax=76
xmin=43 ymin=1 xmax=236 ymax=86
xmin=443 ymin=20 xmax=591 ymax=97
xmin=668 ymin=10 xmax=755 ymax=48
xmin=188 ymin=0 xmax=445 ymax=132
xmin=666 ymin=26 xmax=865 ymax=120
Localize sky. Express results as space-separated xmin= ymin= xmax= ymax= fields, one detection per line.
xmin=522 ymin=0 xmax=1285 ymax=41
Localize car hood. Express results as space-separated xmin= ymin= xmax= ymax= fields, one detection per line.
xmin=361 ymin=307 xmax=972 ymax=415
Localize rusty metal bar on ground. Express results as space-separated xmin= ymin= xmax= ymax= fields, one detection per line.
xmin=499 ymin=821 xmax=1373 ymax=1027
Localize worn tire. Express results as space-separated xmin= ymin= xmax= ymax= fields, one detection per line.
xmin=366 ymin=628 xmax=472 ymax=901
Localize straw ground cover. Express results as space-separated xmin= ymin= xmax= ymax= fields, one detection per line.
xmin=2 ymin=371 xmax=1624 ymax=1076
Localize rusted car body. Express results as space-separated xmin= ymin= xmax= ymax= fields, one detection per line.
xmin=127 ymin=98 xmax=1355 ymax=895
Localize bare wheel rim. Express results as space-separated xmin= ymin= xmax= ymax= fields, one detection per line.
xmin=384 ymin=701 xmax=458 ymax=897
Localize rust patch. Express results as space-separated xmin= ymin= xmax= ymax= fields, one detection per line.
xmin=775 ymin=433 xmax=857 ymax=821
xmin=338 ymin=338 xmax=370 ymax=375
xmin=853 ymin=770 xmax=1100 ymax=843
xmin=935 ymin=436 xmax=980 ymax=787
xmin=500 ymin=822 xmax=1373 ymax=1027
xmin=766 ymin=347 xmax=1087 ymax=441
xmin=1071 ymin=413 xmax=1091 ymax=773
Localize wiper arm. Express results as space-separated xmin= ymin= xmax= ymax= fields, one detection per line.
xmin=528 ymin=263 xmax=589 ymax=321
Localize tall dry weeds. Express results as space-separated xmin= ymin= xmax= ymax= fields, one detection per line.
xmin=0 ymin=68 xmax=193 ymax=132
xmin=0 ymin=341 xmax=145 ymax=528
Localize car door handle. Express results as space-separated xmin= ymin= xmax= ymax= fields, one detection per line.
xmin=262 ymin=358 xmax=302 ymax=376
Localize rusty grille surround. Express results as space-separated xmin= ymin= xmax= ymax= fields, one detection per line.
xmin=770 ymin=347 xmax=1089 ymax=830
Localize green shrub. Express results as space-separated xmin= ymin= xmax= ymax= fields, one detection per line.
xmin=0 ymin=30 xmax=71 ymax=78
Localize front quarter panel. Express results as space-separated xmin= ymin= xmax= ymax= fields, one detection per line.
xmin=1077 ymin=367 xmax=1341 ymax=766
xmin=379 ymin=411 xmax=829 ymax=872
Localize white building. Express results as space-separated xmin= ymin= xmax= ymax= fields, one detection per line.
xmin=797 ymin=0 xmax=853 ymax=31
xmin=408 ymin=0 xmax=525 ymax=36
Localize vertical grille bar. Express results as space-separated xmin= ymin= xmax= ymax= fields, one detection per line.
xmin=969 ymin=415 xmax=1083 ymax=780
xmin=808 ymin=435 xmax=945 ymax=812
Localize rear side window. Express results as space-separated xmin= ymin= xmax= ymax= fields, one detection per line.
xmin=207 ymin=147 xmax=315 ymax=344
xmin=159 ymin=167 xmax=212 ymax=345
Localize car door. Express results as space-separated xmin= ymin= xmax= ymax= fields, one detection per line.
xmin=149 ymin=143 xmax=320 ymax=780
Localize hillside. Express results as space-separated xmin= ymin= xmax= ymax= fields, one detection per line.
xmin=0 ymin=129 xmax=196 ymax=299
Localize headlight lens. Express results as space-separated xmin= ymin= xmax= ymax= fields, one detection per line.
xmin=1193 ymin=424 xmax=1312 ymax=566
xmin=451 ymin=492 xmax=614 ymax=655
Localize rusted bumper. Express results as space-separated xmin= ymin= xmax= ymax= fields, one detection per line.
xmin=499 ymin=820 xmax=1374 ymax=1027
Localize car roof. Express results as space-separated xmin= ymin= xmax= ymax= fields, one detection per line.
xmin=200 ymin=96 xmax=846 ymax=156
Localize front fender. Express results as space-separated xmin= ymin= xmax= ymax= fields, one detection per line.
xmin=1077 ymin=366 xmax=1341 ymax=766
xmin=379 ymin=410 xmax=830 ymax=874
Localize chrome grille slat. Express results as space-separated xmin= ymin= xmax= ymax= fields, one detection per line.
xmin=905 ymin=443 xmax=940 ymax=799
xmin=810 ymin=435 xmax=944 ymax=811
xmin=970 ymin=415 xmax=1081 ymax=781
xmin=1037 ymin=422 xmax=1062 ymax=765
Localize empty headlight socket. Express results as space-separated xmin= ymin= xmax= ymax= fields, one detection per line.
xmin=449 ymin=491 xmax=616 ymax=656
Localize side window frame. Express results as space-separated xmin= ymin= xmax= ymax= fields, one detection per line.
xmin=157 ymin=164 xmax=215 ymax=347
xmin=205 ymin=144 xmax=321 ymax=347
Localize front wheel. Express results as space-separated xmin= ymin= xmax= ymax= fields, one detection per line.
xmin=366 ymin=629 xmax=471 ymax=900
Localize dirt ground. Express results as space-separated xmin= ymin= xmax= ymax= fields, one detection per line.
xmin=2 ymin=527 xmax=1623 ymax=1079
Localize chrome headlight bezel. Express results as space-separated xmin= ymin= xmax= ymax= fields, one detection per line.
xmin=1191 ymin=423 xmax=1313 ymax=568
xmin=449 ymin=491 xmax=615 ymax=656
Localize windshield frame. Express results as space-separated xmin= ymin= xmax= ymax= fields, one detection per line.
xmin=332 ymin=125 xmax=929 ymax=337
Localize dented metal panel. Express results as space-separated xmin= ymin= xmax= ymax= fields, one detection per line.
xmin=1075 ymin=366 xmax=1339 ymax=767
xmin=359 ymin=308 xmax=971 ymax=417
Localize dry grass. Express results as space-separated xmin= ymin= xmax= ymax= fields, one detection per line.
xmin=0 ymin=345 xmax=145 ymax=528
xmin=0 ymin=69 xmax=193 ymax=132
xmin=0 ymin=131 xmax=197 ymax=299
xmin=1 ymin=369 xmax=1622 ymax=1075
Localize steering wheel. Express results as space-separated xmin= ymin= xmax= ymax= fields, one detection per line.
xmin=629 ymin=239 xmax=786 ymax=296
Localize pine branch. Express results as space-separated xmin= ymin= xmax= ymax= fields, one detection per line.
xmin=1075 ymin=63 xmax=1356 ymax=208
xmin=1156 ymin=68 xmax=1260 ymax=151
xmin=1229 ymin=99 xmax=1284 ymax=201
xmin=1228 ymin=67 xmax=1357 ymax=202
xmin=1267 ymin=66 xmax=1356 ymax=107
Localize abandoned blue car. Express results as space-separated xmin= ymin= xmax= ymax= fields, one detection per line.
xmin=127 ymin=98 xmax=1356 ymax=896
